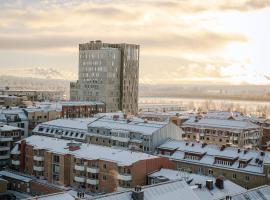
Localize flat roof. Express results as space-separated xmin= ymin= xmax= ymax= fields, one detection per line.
xmin=183 ymin=117 xmax=259 ymax=130
xmin=0 ymin=171 xmax=32 ymax=183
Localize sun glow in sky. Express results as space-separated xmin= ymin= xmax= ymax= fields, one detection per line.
xmin=0 ymin=0 xmax=270 ymax=85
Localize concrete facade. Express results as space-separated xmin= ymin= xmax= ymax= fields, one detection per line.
xmin=70 ymin=40 xmax=140 ymax=115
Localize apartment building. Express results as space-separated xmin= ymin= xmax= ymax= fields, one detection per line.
xmin=87 ymin=117 xmax=182 ymax=152
xmin=148 ymin=168 xmax=246 ymax=200
xmin=23 ymin=107 xmax=61 ymax=134
xmin=33 ymin=116 xmax=182 ymax=153
xmin=0 ymin=123 xmax=21 ymax=169
xmin=0 ymin=170 xmax=65 ymax=196
xmin=157 ymin=139 xmax=270 ymax=189
xmin=182 ymin=117 xmax=261 ymax=148
xmin=61 ymin=101 xmax=105 ymax=118
xmin=0 ymin=108 xmax=29 ymax=137
xmin=0 ymin=95 xmax=23 ymax=107
xmin=12 ymin=135 xmax=174 ymax=194
xmin=70 ymin=40 xmax=140 ymax=115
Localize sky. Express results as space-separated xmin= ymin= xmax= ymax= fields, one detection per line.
xmin=0 ymin=0 xmax=270 ymax=85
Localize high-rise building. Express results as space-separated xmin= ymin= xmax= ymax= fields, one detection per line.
xmin=70 ymin=40 xmax=140 ymax=115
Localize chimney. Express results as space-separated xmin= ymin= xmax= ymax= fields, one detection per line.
xmin=215 ymin=176 xmax=224 ymax=189
xmin=202 ymin=143 xmax=207 ymax=148
xmin=220 ymin=145 xmax=225 ymax=151
xmin=206 ymin=180 xmax=214 ymax=190
xmin=132 ymin=186 xmax=144 ymax=200
xmin=226 ymin=196 xmax=232 ymax=200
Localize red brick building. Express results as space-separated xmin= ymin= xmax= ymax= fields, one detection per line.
xmin=12 ymin=135 xmax=174 ymax=194
xmin=61 ymin=101 xmax=105 ymax=118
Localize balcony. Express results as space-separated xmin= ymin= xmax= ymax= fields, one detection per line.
xmin=11 ymin=160 xmax=20 ymax=165
xmin=33 ymin=165 xmax=44 ymax=171
xmin=0 ymin=155 xmax=10 ymax=160
xmin=86 ymin=178 xmax=99 ymax=185
xmin=33 ymin=155 xmax=44 ymax=161
xmin=74 ymin=176 xmax=85 ymax=183
xmin=74 ymin=164 xmax=85 ymax=171
xmin=0 ymin=146 xmax=10 ymax=151
xmin=118 ymin=173 xmax=132 ymax=181
xmin=87 ymin=167 xmax=99 ymax=173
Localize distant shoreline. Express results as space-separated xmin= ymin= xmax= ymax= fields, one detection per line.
xmin=139 ymin=95 xmax=270 ymax=103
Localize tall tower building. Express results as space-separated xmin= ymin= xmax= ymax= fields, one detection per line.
xmin=70 ymin=40 xmax=140 ymax=115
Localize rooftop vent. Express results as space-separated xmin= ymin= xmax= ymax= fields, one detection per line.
xmin=186 ymin=142 xmax=189 ymax=146
xmin=238 ymin=149 xmax=241 ymax=153
xmin=67 ymin=141 xmax=81 ymax=151
xmin=261 ymin=151 xmax=265 ymax=156
xmin=244 ymin=150 xmax=248 ymax=154
xmin=206 ymin=180 xmax=214 ymax=190
xmin=191 ymin=143 xmax=194 ymax=146
xmin=132 ymin=186 xmax=144 ymax=200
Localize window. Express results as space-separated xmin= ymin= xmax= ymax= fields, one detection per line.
xmin=103 ymin=175 xmax=107 ymax=180
xmin=53 ymin=155 xmax=60 ymax=163
xmin=232 ymin=173 xmax=237 ymax=179
xmin=103 ymin=164 xmax=107 ymax=169
xmin=245 ymin=176 xmax=249 ymax=181
xmin=208 ymin=169 xmax=213 ymax=175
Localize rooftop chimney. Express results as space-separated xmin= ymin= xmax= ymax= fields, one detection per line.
xmin=220 ymin=145 xmax=226 ymax=151
xmin=215 ymin=176 xmax=224 ymax=189
xmin=206 ymin=180 xmax=214 ymax=190
xmin=132 ymin=186 xmax=144 ymax=200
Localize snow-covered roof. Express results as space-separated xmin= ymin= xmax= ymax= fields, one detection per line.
xmin=38 ymin=118 xmax=95 ymax=130
xmin=182 ymin=117 xmax=259 ymax=130
xmin=91 ymin=180 xmax=201 ymax=200
xmin=0 ymin=124 xmax=21 ymax=132
xmin=22 ymin=135 xmax=157 ymax=166
xmin=0 ymin=170 xmax=32 ymax=182
xmin=230 ymin=185 xmax=270 ymax=200
xmin=0 ymin=108 xmax=28 ymax=121
xmin=88 ymin=117 xmax=168 ymax=135
xmin=149 ymin=168 xmax=246 ymax=200
xmin=159 ymin=139 xmax=270 ymax=175
xmin=26 ymin=192 xmax=75 ymax=200
xmin=11 ymin=144 xmax=20 ymax=155
xmin=205 ymin=111 xmax=266 ymax=124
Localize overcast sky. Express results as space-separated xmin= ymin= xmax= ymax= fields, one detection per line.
xmin=0 ymin=0 xmax=270 ymax=85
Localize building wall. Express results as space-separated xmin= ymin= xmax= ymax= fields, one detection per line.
xmin=62 ymin=104 xmax=105 ymax=118
xmin=30 ymin=181 xmax=64 ymax=196
xmin=152 ymin=122 xmax=182 ymax=152
xmin=15 ymin=141 xmax=175 ymax=194
xmin=174 ymin=160 xmax=269 ymax=189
